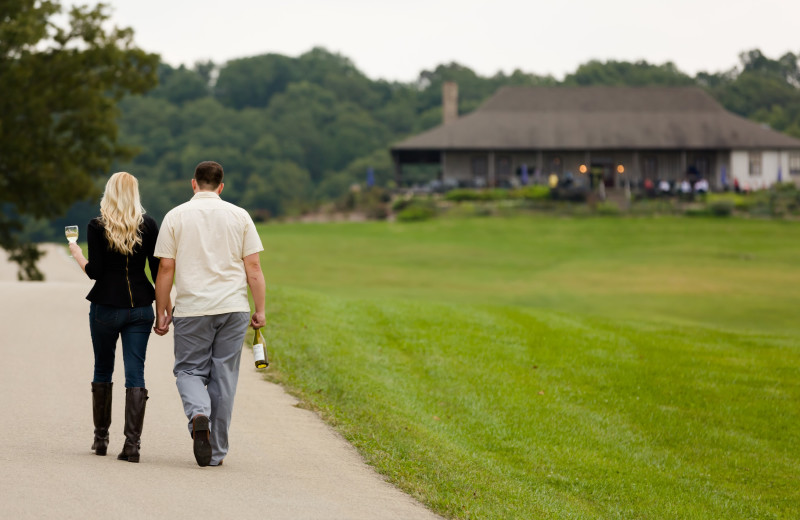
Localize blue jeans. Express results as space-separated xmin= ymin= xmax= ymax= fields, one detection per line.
xmin=89 ymin=303 xmax=155 ymax=388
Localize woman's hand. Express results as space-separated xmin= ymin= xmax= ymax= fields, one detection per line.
xmin=69 ymin=242 xmax=88 ymax=273
xmin=154 ymin=307 xmax=172 ymax=336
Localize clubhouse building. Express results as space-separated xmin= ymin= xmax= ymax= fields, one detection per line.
xmin=391 ymin=85 xmax=800 ymax=190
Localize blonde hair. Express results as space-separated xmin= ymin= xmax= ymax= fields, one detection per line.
xmin=99 ymin=172 xmax=145 ymax=255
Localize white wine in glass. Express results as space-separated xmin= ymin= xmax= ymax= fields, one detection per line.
xmin=65 ymin=225 xmax=79 ymax=244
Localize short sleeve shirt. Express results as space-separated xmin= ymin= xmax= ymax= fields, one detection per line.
xmin=154 ymin=191 xmax=264 ymax=317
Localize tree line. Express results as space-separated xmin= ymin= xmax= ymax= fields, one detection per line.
xmin=4 ymin=1 xmax=800 ymax=279
xmin=114 ymin=47 xmax=800 ymax=225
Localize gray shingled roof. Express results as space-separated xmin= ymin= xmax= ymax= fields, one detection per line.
xmin=392 ymin=86 xmax=800 ymax=151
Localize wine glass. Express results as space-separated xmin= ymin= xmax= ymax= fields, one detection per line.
xmin=65 ymin=225 xmax=79 ymax=244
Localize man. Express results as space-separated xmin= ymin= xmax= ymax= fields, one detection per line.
xmin=153 ymin=161 xmax=266 ymax=467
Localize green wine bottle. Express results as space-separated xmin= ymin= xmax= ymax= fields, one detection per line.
xmin=252 ymin=328 xmax=269 ymax=369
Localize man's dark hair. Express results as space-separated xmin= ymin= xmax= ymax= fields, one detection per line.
xmin=194 ymin=161 xmax=224 ymax=189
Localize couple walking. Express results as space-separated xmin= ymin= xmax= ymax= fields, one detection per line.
xmin=68 ymin=161 xmax=266 ymax=467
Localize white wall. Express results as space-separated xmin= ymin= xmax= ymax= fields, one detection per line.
xmin=731 ymin=150 xmax=792 ymax=189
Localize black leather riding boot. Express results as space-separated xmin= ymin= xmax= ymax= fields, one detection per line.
xmin=91 ymin=382 xmax=113 ymax=456
xmin=117 ymin=387 xmax=148 ymax=463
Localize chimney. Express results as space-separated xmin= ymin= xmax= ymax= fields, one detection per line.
xmin=442 ymin=82 xmax=458 ymax=125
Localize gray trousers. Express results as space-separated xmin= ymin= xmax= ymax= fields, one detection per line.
xmin=173 ymin=312 xmax=249 ymax=465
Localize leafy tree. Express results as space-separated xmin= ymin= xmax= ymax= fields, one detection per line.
xmin=704 ymin=50 xmax=800 ymax=137
xmin=296 ymin=47 xmax=385 ymax=110
xmin=0 ymin=0 xmax=158 ymax=279
xmin=263 ymin=82 xmax=340 ymax=181
xmin=193 ymin=60 xmax=216 ymax=86
xmin=90 ymin=45 xmax=800 ymax=226
xmin=241 ymin=161 xmax=313 ymax=218
xmin=416 ymin=62 xmax=496 ymax=115
xmin=215 ymin=53 xmax=298 ymax=109
xmin=149 ymin=64 xmax=210 ymax=105
xmin=563 ymin=59 xmax=695 ymax=86
xmin=315 ymin=149 xmax=393 ymax=200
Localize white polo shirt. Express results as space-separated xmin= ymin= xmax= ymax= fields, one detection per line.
xmin=154 ymin=191 xmax=264 ymax=317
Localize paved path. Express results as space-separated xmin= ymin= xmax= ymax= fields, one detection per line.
xmin=0 ymin=245 xmax=441 ymax=520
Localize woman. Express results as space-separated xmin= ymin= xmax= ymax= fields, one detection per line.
xmin=69 ymin=172 xmax=166 ymax=463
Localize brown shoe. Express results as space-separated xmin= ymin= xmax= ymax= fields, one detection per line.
xmin=192 ymin=415 xmax=211 ymax=467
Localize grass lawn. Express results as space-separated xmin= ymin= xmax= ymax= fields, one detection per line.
xmin=256 ymin=216 xmax=800 ymax=519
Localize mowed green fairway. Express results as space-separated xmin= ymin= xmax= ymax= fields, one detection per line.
xmin=257 ymin=216 xmax=800 ymax=519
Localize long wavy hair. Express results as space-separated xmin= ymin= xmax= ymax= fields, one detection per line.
xmin=99 ymin=172 xmax=144 ymax=255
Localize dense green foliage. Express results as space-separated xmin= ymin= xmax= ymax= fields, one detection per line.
xmin=5 ymin=4 xmax=800 ymax=269
xmin=258 ymin=217 xmax=800 ymax=519
xmin=102 ymin=52 xmax=559 ymax=224
xmin=101 ymin=47 xmax=800 ymax=227
xmin=0 ymin=0 xmax=158 ymax=278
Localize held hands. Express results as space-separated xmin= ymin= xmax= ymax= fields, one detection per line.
xmin=154 ymin=308 xmax=172 ymax=336
xmin=250 ymin=311 xmax=266 ymax=329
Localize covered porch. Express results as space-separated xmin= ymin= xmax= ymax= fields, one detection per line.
xmin=393 ymin=148 xmax=730 ymax=190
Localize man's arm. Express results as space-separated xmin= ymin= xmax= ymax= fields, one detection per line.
xmin=154 ymin=257 xmax=175 ymax=336
xmin=243 ymin=252 xmax=266 ymax=329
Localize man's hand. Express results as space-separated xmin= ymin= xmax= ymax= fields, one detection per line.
xmin=154 ymin=308 xmax=172 ymax=336
xmin=244 ymin=252 xmax=266 ymax=330
xmin=250 ymin=311 xmax=266 ymax=329
xmin=154 ymin=257 xmax=176 ymax=337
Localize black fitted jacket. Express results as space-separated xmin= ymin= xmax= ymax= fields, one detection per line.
xmin=84 ymin=215 xmax=160 ymax=308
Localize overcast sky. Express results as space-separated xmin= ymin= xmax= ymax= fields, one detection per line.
xmin=73 ymin=0 xmax=800 ymax=82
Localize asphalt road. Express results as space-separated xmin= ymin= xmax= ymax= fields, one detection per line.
xmin=0 ymin=244 xmax=441 ymax=520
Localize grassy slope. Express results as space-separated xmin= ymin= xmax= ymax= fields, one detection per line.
xmin=257 ymin=216 xmax=800 ymax=519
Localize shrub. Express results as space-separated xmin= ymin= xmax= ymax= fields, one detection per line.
xmin=396 ymin=201 xmax=437 ymax=222
xmin=391 ymin=197 xmax=414 ymax=212
xmin=684 ymin=205 xmax=711 ymax=217
xmin=346 ymin=186 xmax=390 ymax=220
xmin=444 ymin=189 xmax=482 ymax=202
xmin=444 ymin=202 xmax=493 ymax=218
xmin=709 ymin=199 xmax=734 ymax=217
xmin=444 ymin=189 xmax=509 ymax=202
xmin=596 ymin=201 xmax=621 ymax=216
xmin=485 ymin=189 xmax=510 ymax=201
xmin=510 ymin=185 xmax=551 ymax=200
xmin=365 ymin=205 xmax=389 ymax=220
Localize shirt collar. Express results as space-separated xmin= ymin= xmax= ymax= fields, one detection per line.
xmin=191 ymin=191 xmax=221 ymax=200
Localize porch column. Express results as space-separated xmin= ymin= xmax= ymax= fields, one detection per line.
xmin=488 ymin=151 xmax=496 ymax=187
xmin=680 ymin=151 xmax=687 ymax=177
xmin=536 ymin=151 xmax=543 ymax=184
xmin=440 ymin=151 xmax=446 ymax=180
xmin=393 ymin=153 xmax=403 ymax=187
xmin=584 ymin=151 xmax=591 ymax=187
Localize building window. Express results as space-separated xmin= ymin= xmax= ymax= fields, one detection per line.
xmin=471 ymin=156 xmax=488 ymax=177
xmin=749 ymin=152 xmax=762 ymax=176
xmin=496 ymin=156 xmax=512 ymax=177
xmin=790 ymin=152 xmax=800 ymax=175
xmin=643 ymin=156 xmax=658 ymax=177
